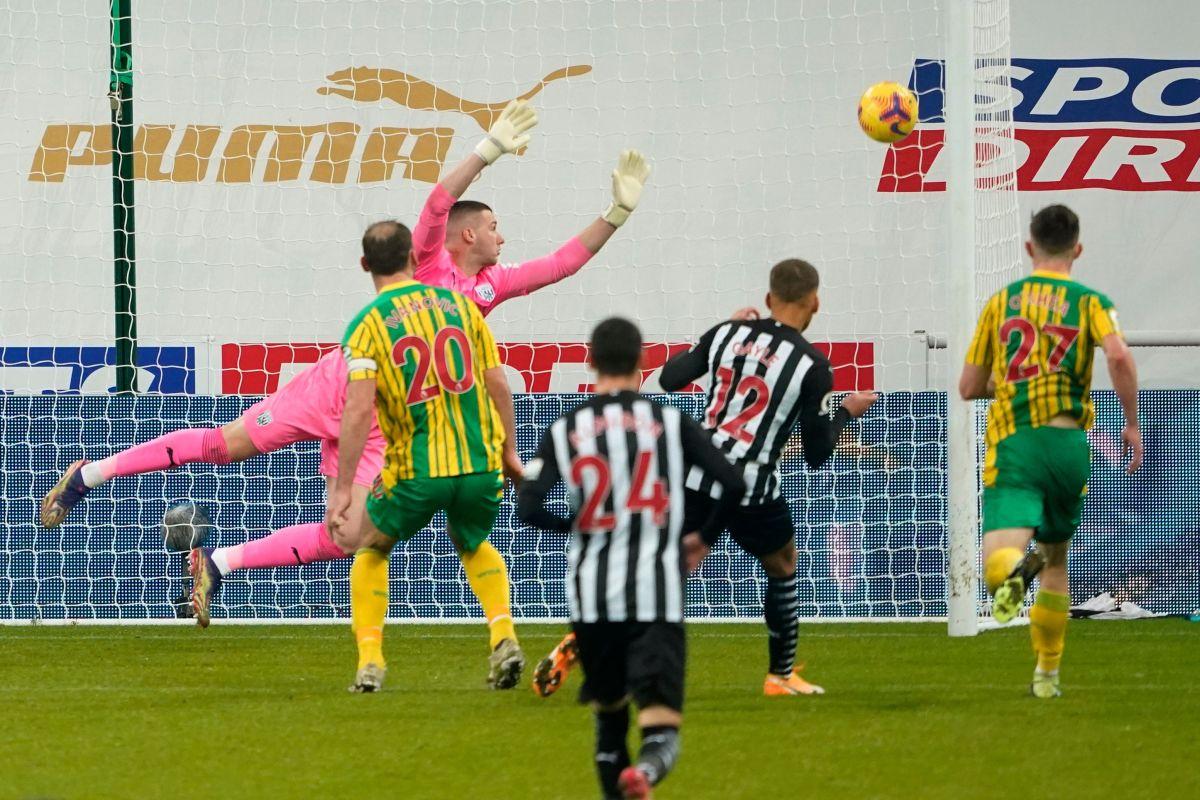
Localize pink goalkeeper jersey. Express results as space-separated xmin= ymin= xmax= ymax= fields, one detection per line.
xmin=412 ymin=183 xmax=593 ymax=315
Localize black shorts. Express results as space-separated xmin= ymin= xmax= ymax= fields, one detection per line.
xmin=683 ymin=489 xmax=795 ymax=559
xmin=572 ymin=621 xmax=686 ymax=712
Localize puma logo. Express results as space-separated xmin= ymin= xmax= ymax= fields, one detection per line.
xmin=166 ymin=446 xmax=177 ymax=467
xmin=291 ymin=547 xmax=302 ymax=565
xmin=317 ymin=65 xmax=592 ymax=133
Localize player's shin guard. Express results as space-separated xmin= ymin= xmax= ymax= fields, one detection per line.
xmin=1029 ymin=588 xmax=1070 ymax=673
xmin=764 ymin=572 xmax=799 ymax=676
xmin=593 ymin=705 xmax=631 ymax=799
xmin=636 ymin=725 xmax=681 ymax=787
xmin=350 ymin=548 xmax=389 ymax=670
xmin=460 ymin=542 xmax=516 ymax=648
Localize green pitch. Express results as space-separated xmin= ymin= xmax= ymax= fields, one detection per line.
xmin=1 ymin=622 xmax=1196 ymax=799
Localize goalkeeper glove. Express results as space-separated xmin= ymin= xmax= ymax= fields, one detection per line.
xmin=474 ymin=100 xmax=539 ymax=166
xmin=603 ymin=149 xmax=651 ymax=228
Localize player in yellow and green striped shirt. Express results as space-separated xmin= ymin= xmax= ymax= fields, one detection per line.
xmin=958 ymin=204 xmax=1143 ymax=699
xmin=329 ymin=220 xmax=526 ymax=693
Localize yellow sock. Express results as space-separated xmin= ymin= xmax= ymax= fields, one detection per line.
xmin=460 ymin=541 xmax=516 ymax=649
xmin=1029 ymin=589 xmax=1069 ymax=673
xmin=351 ymin=548 xmax=389 ymax=670
xmin=984 ymin=547 xmax=1024 ymax=595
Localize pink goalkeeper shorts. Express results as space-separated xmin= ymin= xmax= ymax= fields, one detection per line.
xmin=241 ymin=351 xmax=385 ymax=488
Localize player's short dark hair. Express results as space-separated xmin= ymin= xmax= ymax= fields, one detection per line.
xmin=590 ymin=317 xmax=643 ymax=377
xmin=361 ymin=220 xmax=413 ymax=276
xmin=1030 ymin=204 xmax=1080 ymax=256
xmin=449 ymin=200 xmax=493 ymax=228
xmin=769 ymin=258 xmax=819 ymax=302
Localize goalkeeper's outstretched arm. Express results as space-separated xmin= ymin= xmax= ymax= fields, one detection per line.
xmin=488 ymin=150 xmax=653 ymax=302
xmin=412 ymin=100 xmax=539 ymax=264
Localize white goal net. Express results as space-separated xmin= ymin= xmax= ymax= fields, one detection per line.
xmin=0 ymin=0 xmax=1020 ymax=622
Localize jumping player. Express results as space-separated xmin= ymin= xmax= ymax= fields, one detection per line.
xmin=328 ymin=223 xmax=522 ymax=693
xmin=959 ymin=204 xmax=1142 ymax=699
xmin=516 ymin=317 xmax=746 ymax=800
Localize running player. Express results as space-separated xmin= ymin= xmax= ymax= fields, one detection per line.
xmin=516 ymin=317 xmax=746 ymax=800
xmin=534 ymin=259 xmax=877 ymax=699
xmin=328 ymin=224 xmax=523 ymax=693
xmin=959 ymin=204 xmax=1142 ymax=699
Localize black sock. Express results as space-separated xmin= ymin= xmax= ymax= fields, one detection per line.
xmin=636 ymin=725 xmax=681 ymax=786
xmin=594 ymin=706 xmax=631 ymax=799
xmin=764 ymin=572 xmax=799 ymax=675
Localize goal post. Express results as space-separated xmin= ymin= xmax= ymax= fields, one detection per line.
xmin=943 ymin=0 xmax=980 ymax=637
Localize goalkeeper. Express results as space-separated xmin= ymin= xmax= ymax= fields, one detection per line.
xmin=411 ymin=103 xmax=650 ymax=312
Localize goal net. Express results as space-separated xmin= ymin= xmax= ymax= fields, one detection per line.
xmin=1 ymin=0 xmax=1021 ymax=622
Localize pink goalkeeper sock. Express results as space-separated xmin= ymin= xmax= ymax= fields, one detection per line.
xmin=102 ymin=427 xmax=231 ymax=481
xmin=218 ymin=522 xmax=347 ymax=573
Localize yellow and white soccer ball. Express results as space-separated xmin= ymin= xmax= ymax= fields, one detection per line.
xmin=857 ymin=81 xmax=919 ymax=143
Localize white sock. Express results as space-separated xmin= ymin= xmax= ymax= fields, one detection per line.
xmin=80 ymin=460 xmax=110 ymax=488
xmin=209 ymin=548 xmax=231 ymax=576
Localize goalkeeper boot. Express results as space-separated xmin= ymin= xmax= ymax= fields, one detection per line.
xmin=488 ymin=637 xmax=526 ymax=690
xmin=188 ymin=547 xmax=222 ymax=628
xmin=992 ymin=548 xmax=1046 ymax=624
xmin=763 ymin=666 xmax=825 ymax=697
xmin=349 ymin=663 xmax=387 ymax=694
xmin=40 ymin=459 xmax=90 ymax=528
xmin=532 ymin=631 xmax=580 ymax=698
xmin=1030 ymin=670 xmax=1062 ymax=699
xmin=617 ymin=766 xmax=653 ymax=800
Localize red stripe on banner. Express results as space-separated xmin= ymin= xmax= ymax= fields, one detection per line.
xmin=880 ymin=127 xmax=1200 ymax=192
xmin=222 ymin=341 xmax=874 ymax=394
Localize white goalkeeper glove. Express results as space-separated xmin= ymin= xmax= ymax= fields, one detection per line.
xmin=603 ymin=149 xmax=651 ymax=228
xmin=474 ymin=100 xmax=538 ymax=166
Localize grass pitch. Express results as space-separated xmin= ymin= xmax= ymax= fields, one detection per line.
xmin=1 ymin=621 xmax=1196 ymax=799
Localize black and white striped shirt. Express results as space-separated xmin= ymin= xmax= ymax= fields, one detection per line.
xmin=516 ymin=391 xmax=745 ymax=623
xmin=659 ymin=318 xmax=850 ymax=505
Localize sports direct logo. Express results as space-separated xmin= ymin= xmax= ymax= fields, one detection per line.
xmin=881 ymin=58 xmax=1200 ymax=192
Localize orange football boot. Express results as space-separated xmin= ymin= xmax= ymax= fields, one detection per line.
xmin=531 ymin=631 xmax=580 ymax=698
xmin=763 ymin=666 xmax=825 ymax=696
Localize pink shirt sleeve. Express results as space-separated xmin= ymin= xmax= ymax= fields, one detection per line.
xmin=412 ymin=183 xmax=456 ymax=278
xmin=487 ymin=237 xmax=594 ymax=306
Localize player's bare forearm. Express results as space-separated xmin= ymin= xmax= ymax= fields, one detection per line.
xmin=576 ymin=217 xmax=619 ymax=254
xmin=438 ymin=153 xmax=487 ymax=200
xmin=484 ymin=366 xmax=518 ymax=452
xmin=336 ymin=379 xmax=376 ymax=495
xmin=1103 ymin=334 xmax=1139 ymax=426
xmin=958 ymin=364 xmax=993 ymax=400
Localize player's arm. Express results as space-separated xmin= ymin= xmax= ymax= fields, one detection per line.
xmin=413 ymin=101 xmax=539 ymax=265
xmin=658 ymin=324 xmax=721 ymax=391
xmin=1094 ymin=296 xmax=1142 ymax=473
xmin=680 ymin=415 xmax=747 ymax=544
xmin=678 ymin=414 xmax=746 ymax=571
xmin=330 ymin=377 xmax=376 ymax=534
xmin=959 ymin=298 xmax=997 ymax=400
xmin=484 ymin=366 xmax=523 ymax=485
xmin=470 ymin=302 xmax=523 ymax=484
xmin=488 ymin=151 xmax=651 ymax=303
xmin=515 ymin=430 xmax=572 ymax=533
xmin=797 ymin=363 xmax=877 ymax=469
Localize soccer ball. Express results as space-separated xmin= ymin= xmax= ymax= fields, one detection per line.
xmin=857 ymin=81 xmax=919 ymax=143
xmin=162 ymin=501 xmax=213 ymax=551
